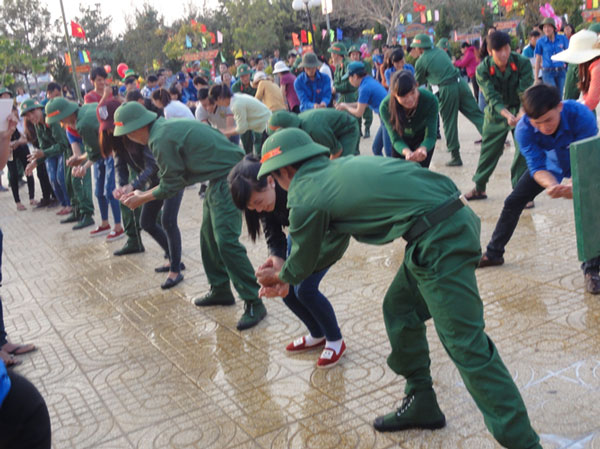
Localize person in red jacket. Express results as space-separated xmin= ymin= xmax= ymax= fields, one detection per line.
xmin=454 ymin=42 xmax=480 ymax=100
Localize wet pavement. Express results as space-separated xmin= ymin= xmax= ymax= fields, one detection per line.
xmin=1 ymin=114 xmax=599 ymax=448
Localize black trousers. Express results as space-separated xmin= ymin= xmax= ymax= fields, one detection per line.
xmin=486 ymin=170 xmax=600 ymax=272
xmin=6 ymin=146 xmax=35 ymax=204
xmin=0 ymin=372 xmax=51 ymax=449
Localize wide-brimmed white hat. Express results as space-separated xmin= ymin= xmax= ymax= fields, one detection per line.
xmin=552 ymin=30 xmax=600 ymax=64
xmin=272 ymin=61 xmax=290 ymax=74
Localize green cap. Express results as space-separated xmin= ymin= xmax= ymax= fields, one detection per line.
xmin=539 ymin=17 xmax=556 ymax=30
xmin=328 ymin=43 xmax=347 ymax=56
xmin=20 ymin=98 xmax=43 ymax=115
xmin=299 ymin=52 xmax=320 ymax=68
xmin=348 ymin=44 xmax=361 ymax=54
xmin=412 ymin=34 xmax=433 ymax=48
xmin=200 ymin=68 xmax=212 ymax=79
xmin=0 ymin=87 xmax=13 ymax=98
xmin=342 ymin=61 xmax=366 ymax=80
xmin=237 ymin=64 xmax=252 ymax=77
xmin=45 ymin=97 xmax=79 ymax=125
xmin=257 ymin=128 xmax=329 ymax=179
xmin=589 ymin=23 xmax=600 ymax=33
xmin=113 ymin=101 xmax=157 ymax=137
xmin=122 ymin=68 xmax=138 ymax=82
xmin=437 ymin=38 xmax=450 ymax=51
xmin=268 ymin=110 xmax=301 ymax=134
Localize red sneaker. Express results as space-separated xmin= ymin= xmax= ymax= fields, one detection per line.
xmin=90 ymin=224 xmax=110 ymax=237
xmin=285 ymin=336 xmax=325 ymax=353
xmin=106 ymin=228 xmax=125 ymax=242
xmin=317 ymin=341 xmax=346 ymax=369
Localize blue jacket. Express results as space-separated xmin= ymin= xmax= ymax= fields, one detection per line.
xmin=0 ymin=362 xmax=10 ymax=408
xmin=516 ymin=100 xmax=597 ymax=182
xmin=294 ymin=71 xmax=332 ymax=112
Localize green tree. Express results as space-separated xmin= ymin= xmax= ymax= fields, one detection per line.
xmin=0 ymin=0 xmax=51 ymax=92
xmin=118 ymin=4 xmax=168 ymax=75
xmin=74 ymin=4 xmax=116 ymax=66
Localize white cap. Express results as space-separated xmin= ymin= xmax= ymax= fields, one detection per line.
xmin=272 ymin=61 xmax=290 ymax=74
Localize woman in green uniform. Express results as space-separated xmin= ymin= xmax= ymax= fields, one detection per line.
xmin=379 ymin=70 xmax=439 ymax=168
xmin=113 ymin=102 xmax=267 ymax=330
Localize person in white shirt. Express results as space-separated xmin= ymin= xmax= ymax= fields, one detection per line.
xmin=196 ymin=88 xmax=239 ymax=145
xmin=151 ymin=88 xmax=194 ymax=120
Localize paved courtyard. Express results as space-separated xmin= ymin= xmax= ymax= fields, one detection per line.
xmin=1 ymin=114 xmax=599 ymax=448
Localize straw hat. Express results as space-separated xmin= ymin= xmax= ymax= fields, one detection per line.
xmin=552 ymin=30 xmax=600 ymax=64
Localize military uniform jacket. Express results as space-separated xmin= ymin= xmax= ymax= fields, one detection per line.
xmin=76 ymin=103 xmax=102 ymax=163
xmin=148 ymin=117 xmax=244 ymax=200
xmin=476 ymin=52 xmax=533 ymax=119
xmin=298 ymin=109 xmax=358 ymax=156
xmin=333 ymin=58 xmax=358 ymax=103
xmin=279 ymin=156 xmax=459 ymax=284
xmin=231 ymin=80 xmax=257 ymax=96
xmin=415 ymin=47 xmax=460 ymax=86
xmin=35 ymin=119 xmax=72 ymax=159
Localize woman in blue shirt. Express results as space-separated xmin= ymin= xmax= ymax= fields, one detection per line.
xmin=384 ymin=48 xmax=415 ymax=87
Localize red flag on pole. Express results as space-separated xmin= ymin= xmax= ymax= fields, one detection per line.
xmin=71 ymin=21 xmax=85 ymax=39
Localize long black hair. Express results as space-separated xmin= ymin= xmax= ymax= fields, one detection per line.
xmin=388 ymin=70 xmax=418 ymax=137
xmin=227 ymin=154 xmax=269 ymax=241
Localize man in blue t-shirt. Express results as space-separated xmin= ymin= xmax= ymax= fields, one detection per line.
xmin=335 ymin=61 xmax=391 ymax=156
xmin=534 ymin=18 xmax=569 ymax=97
xmin=479 ymin=84 xmax=600 ymax=294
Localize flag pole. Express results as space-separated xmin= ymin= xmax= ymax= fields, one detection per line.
xmin=59 ymin=0 xmax=83 ymax=103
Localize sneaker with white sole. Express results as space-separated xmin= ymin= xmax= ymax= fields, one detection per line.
xmin=90 ymin=225 xmax=110 ymax=237
xmin=317 ymin=341 xmax=346 ymax=369
xmin=106 ymin=229 xmax=125 ymax=242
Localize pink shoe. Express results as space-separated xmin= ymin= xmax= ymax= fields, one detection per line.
xmin=285 ymin=336 xmax=325 ymax=353
xmin=106 ymin=228 xmax=125 ymax=242
xmin=317 ymin=341 xmax=346 ymax=369
xmin=89 ymin=224 xmax=110 ymax=237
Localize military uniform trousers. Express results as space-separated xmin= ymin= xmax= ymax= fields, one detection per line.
xmin=200 ymin=176 xmax=261 ymax=303
xmin=66 ymin=164 xmax=94 ymax=216
xmin=240 ymin=131 xmax=264 ymax=156
xmin=473 ymin=112 xmax=528 ymax=192
xmin=382 ymin=206 xmax=541 ymax=448
xmin=439 ymin=78 xmax=484 ymax=156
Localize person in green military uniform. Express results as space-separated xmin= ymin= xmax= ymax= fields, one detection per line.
xmin=465 ymin=31 xmax=533 ymax=200
xmin=348 ymin=44 xmax=373 ymax=138
xmin=254 ymin=127 xmax=542 ymax=448
xmin=379 ymin=70 xmax=439 ymax=168
xmin=412 ymin=33 xmax=484 ymax=166
xmin=21 ymin=99 xmax=72 ymax=216
xmin=436 ymin=37 xmax=452 ymax=58
xmin=267 ymin=109 xmax=359 ymax=158
xmin=232 ymin=64 xmax=261 ymax=155
xmin=44 ymin=98 xmax=97 ymax=230
xmin=113 ymin=101 xmax=267 ymax=330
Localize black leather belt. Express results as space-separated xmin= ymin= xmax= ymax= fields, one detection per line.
xmin=403 ymin=194 xmax=467 ymax=244
xmin=542 ymin=67 xmax=565 ymax=72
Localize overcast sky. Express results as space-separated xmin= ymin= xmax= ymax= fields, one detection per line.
xmin=48 ymin=0 xmax=221 ymax=36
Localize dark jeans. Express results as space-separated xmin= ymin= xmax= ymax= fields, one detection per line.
xmin=541 ymin=69 xmax=566 ymax=99
xmin=45 ymin=155 xmax=69 ymax=206
xmin=0 ymin=295 xmax=6 ymax=346
xmin=141 ymin=189 xmax=184 ymax=273
xmin=0 ymin=372 xmax=52 ymax=449
xmin=486 ymin=171 xmax=600 ymax=273
xmin=283 ymin=236 xmax=342 ymax=341
xmin=7 ymin=146 xmax=35 ymax=203
xmin=471 ymin=76 xmax=479 ymax=102
xmin=372 ymin=123 xmax=392 ymax=157
xmin=34 ymin=158 xmax=54 ymax=201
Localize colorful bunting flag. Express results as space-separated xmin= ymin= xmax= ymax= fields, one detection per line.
xmin=202 ymin=36 xmax=207 ymax=48
xmin=200 ymin=24 xmax=207 ymax=33
xmin=308 ymin=31 xmax=313 ymax=44
xmin=426 ymin=10 xmax=432 ymax=21
xmin=434 ymin=10 xmax=439 ymax=21
xmin=399 ymin=13 xmax=404 ymax=24
xmin=217 ymin=31 xmax=223 ymax=44
xmin=210 ymin=32 xmax=216 ymax=44
xmin=322 ymin=29 xmax=327 ymax=39
xmin=329 ymin=29 xmax=334 ymax=43
xmin=64 ymin=52 xmax=71 ymax=66
xmin=185 ymin=35 xmax=192 ymax=48
xmin=292 ymin=32 xmax=301 ymax=46
xmin=594 ymin=0 xmax=599 ymax=8
xmin=407 ymin=13 xmax=413 ymax=23
xmin=420 ymin=11 xmax=426 ymax=23
xmin=301 ymin=30 xmax=308 ymax=44
xmin=336 ymin=27 xmax=343 ymax=41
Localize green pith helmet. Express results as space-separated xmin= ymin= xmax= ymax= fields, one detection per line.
xmin=348 ymin=44 xmax=361 ymax=54
xmin=113 ymin=101 xmax=157 ymax=137
xmin=539 ymin=17 xmax=557 ymax=30
xmin=45 ymin=97 xmax=79 ymax=125
xmin=121 ymin=68 xmax=139 ymax=82
xmin=412 ymin=34 xmax=433 ymax=49
xmin=267 ymin=110 xmax=301 ymax=134
xmin=0 ymin=87 xmax=13 ymax=98
xmin=299 ymin=52 xmax=321 ymax=68
xmin=328 ymin=42 xmax=347 ymax=56
xmin=237 ymin=64 xmax=252 ymax=77
xmin=257 ymin=128 xmax=329 ymax=179
xmin=20 ymin=98 xmax=43 ymax=115
xmin=437 ymin=38 xmax=450 ymax=51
